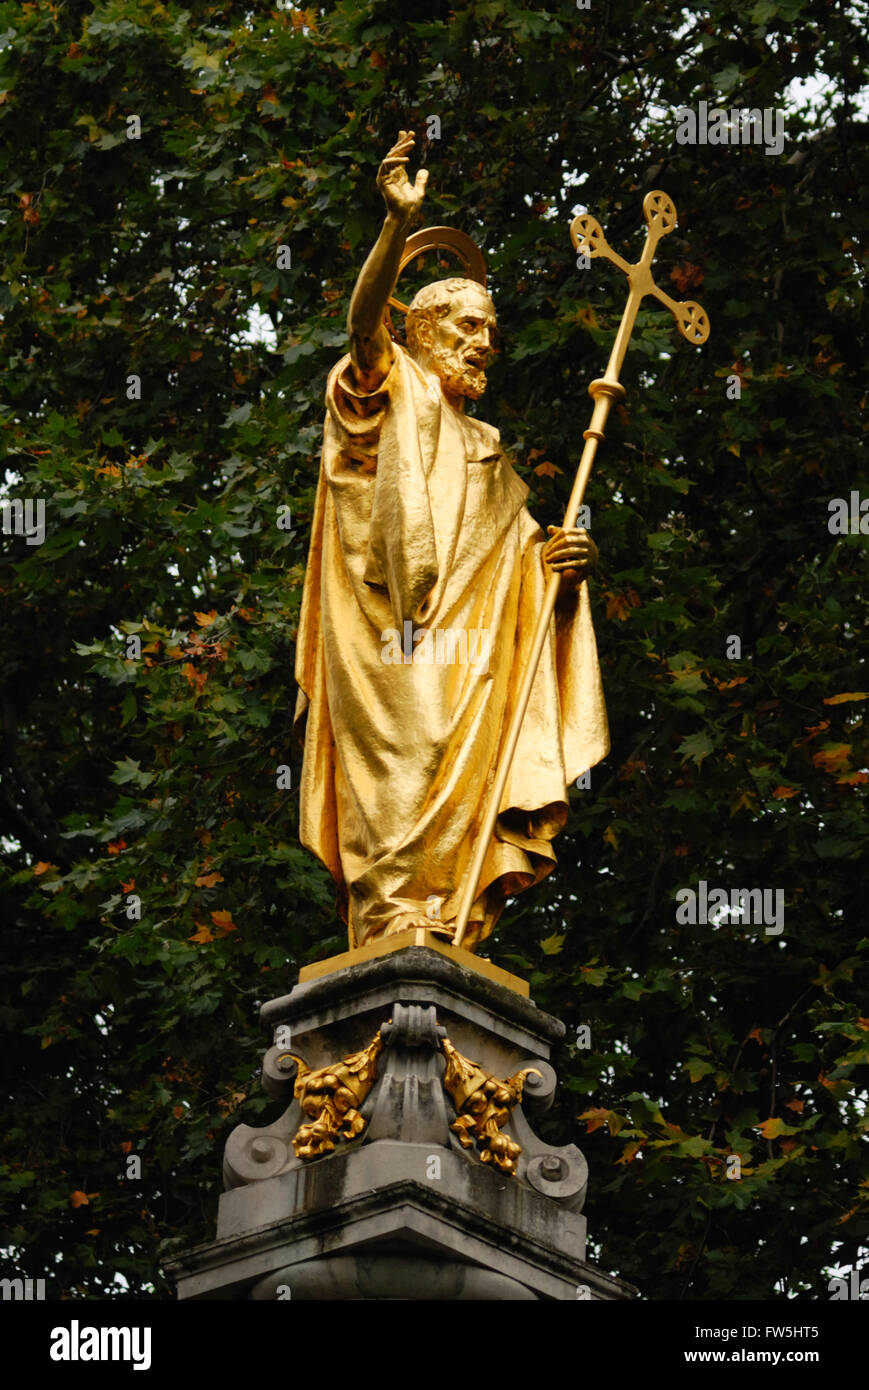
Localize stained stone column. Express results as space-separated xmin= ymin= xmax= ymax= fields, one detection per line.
xmin=166 ymin=931 xmax=634 ymax=1301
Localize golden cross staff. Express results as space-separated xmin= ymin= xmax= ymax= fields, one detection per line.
xmin=453 ymin=190 xmax=710 ymax=950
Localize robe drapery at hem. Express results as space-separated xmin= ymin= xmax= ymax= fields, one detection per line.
xmin=294 ymin=343 xmax=609 ymax=951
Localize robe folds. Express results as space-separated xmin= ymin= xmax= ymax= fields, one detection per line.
xmin=294 ymin=342 xmax=609 ymax=951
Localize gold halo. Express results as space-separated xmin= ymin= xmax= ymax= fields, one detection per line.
xmin=387 ymin=226 xmax=487 ymax=319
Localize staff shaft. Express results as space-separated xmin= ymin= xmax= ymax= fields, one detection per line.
xmin=452 ymin=287 xmax=641 ymax=949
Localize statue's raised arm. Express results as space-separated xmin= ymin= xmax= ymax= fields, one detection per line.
xmin=346 ymin=130 xmax=428 ymax=392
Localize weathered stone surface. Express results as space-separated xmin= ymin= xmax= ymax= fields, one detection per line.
xmin=170 ymin=1146 xmax=629 ymax=1301
xmin=166 ymin=946 xmax=636 ymax=1301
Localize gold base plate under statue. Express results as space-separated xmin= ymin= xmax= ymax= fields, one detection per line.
xmin=298 ymin=927 xmax=529 ymax=997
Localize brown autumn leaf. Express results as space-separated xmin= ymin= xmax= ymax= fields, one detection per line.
xmin=757 ymin=1117 xmax=792 ymax=1139
xmin=181 ymin=662 xmax=206 ymax=693
xmin=578 ymin=1107 xmax=612 ymax=1134
xmin=605 ymin=589 xmax=639 ymax=621
xmin=188 ymin=923 xmax=214 ymax=944
xmin=823 ymin=691 xmax=867 ymax=705
xmin=669 ymin=261 xmax=704 ymax=294
xmin=217 ymin=1091 xmax=247 ymax=1116
xmin=616 ymin=1141 xmax=644 ymax=1164
xmin=796 ymin=719 xmax=829 ymax=745
xmin=195 ymin=871 xmax=224 ymax=888
xmin=712 ymin=675 xmax=748 ymax=690
xmin=210 ymin=909 xmax=237 ymax=933
xmin=812 ymin=743 xmax=851 ymax=773
xmin=290 ymin=7 xmax=317 ymax=30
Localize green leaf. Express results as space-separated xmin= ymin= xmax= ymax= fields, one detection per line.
xmin=677 ymin=733 xmax=714 ymax=766
xmin=540 ymin=932 xmax=566 ymax=955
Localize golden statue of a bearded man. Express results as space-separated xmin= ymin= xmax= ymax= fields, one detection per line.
xmin=294 ymin=132 xmax=609 ymax=953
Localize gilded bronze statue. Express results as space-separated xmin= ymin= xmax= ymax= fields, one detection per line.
xmin=294 ymin=131 xmax=609 ymax=952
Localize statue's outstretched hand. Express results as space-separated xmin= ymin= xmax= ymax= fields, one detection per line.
xmin=376 ymin=129 xmax=429 ymax=224
xmin=543 ymin=526 xmax=598 ymax=591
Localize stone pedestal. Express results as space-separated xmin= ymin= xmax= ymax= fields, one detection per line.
xmin=166 ymin=932 xmax=633 ymax=1301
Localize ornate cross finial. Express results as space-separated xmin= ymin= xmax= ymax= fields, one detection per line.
xmin=570 ymin=190 xmax=709 ymax=381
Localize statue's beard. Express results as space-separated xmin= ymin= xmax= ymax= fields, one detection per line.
xmin=429 ymin=344 xmax=487 ymax=400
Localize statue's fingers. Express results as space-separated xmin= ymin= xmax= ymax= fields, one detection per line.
xmin=413 ymin=169 xmax=429 ymax=193
xmin=388 ymin=131 xmax=415 ymax=154
xmin=547 ymin=542 xmax=589 ymax=564
xmin=382 ymin=138 xmax=413 ymax=162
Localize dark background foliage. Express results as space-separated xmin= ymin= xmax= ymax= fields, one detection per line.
xmin=1 ymin=0 xmax=866 ymax=1300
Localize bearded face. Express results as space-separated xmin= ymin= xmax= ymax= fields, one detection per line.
xmin=414 ymin=288 xmax=496 ymax=402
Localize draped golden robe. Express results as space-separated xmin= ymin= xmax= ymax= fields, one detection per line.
xmin=294 ymin=343 xmax=609 ymax=951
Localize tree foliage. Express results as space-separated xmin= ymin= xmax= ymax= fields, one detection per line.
xmin=1 ymin=0 xmax=867 ymax=1299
